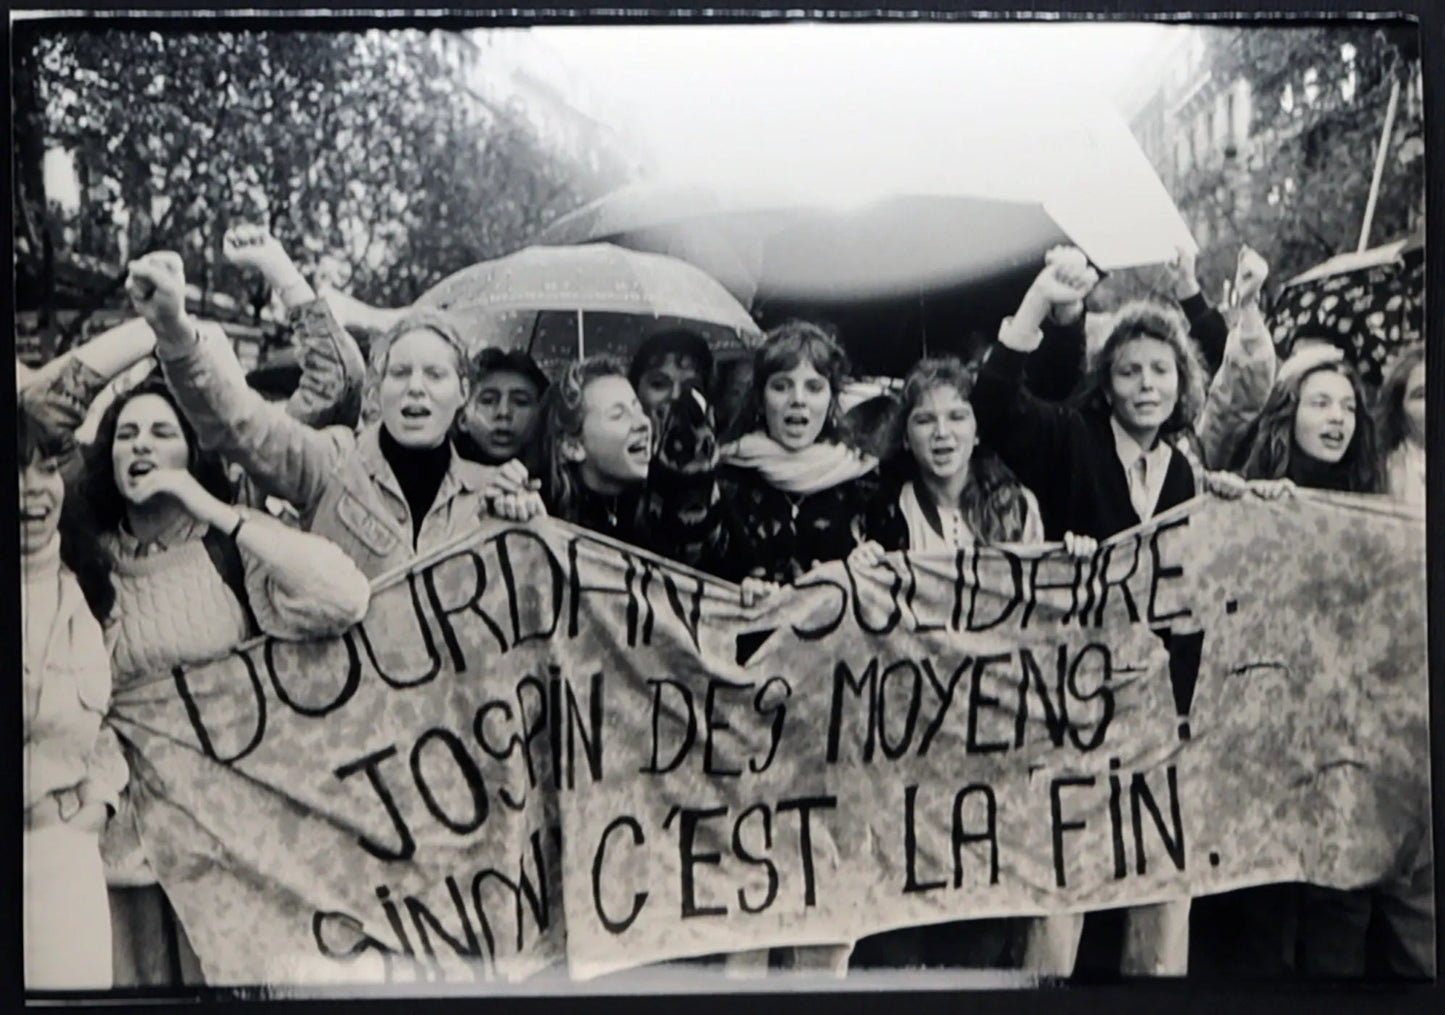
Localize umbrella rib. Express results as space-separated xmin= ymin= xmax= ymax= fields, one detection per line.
xmin=526 ymin=308 xmax=544 ymax=358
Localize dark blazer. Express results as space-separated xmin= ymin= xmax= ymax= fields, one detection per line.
xmin=972 ymin=344 xmax=1196 ymax=541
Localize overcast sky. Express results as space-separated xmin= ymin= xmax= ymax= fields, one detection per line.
xmin=535 ymin=21 xmax=1177 ymax=188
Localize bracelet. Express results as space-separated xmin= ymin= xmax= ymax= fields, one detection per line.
xmin=227 ymin=516 xmax=246 ymax=542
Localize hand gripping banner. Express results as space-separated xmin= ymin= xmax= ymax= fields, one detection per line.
xmin=102 ymin=491 xmax=1428 ymax=984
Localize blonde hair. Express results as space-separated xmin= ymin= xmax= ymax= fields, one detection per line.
xmin=538 ymin=354 xmax=634 ymax=521
xmin=360 ymin=310 xmax=471 ymax=424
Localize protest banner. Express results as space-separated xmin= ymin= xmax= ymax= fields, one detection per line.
xmin=103 ymin=491 xmax=1427 ymax=984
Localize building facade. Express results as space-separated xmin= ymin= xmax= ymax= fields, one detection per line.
xmin=1124 ymin=25 xmax=1423 ymax=293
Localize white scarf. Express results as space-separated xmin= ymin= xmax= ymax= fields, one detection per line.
xmin=720 ymin=432 xmax=877 ymax=495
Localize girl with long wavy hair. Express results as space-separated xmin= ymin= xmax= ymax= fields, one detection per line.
xmin=25 ymin=261 xmax=375 ymax=986
xmin=1232 ymin=347 xmax=1382 ymax=494
xmin=855 ymin=357 xmax=1042 ymax=559
xmin=34 ymin=373 xmax=372 ymax=987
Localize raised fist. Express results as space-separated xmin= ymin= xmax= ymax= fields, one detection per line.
xmin=1164 ymin=245 xmax=1200 ymax=300
xmin=1233 ymin=245 xmax=1270 ymax=307
xmin=126 ymin=251 xmax=187 ymax=327
xmin=1031 ymin=246 xmax=1099 ymax=307
xmin=223 ymin=224 xmax=296 ymax=283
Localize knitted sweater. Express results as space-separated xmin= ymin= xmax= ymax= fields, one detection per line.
xmin=103 ymin=511 xmax=370 ymax=681
xmin=100 ymin=509 xmax=370 ymax=885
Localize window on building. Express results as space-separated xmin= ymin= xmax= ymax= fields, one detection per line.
xmin=1340 ymin=43 xmax=1358 ymax=103
xmin=1303 ymin=67 xmax=1320 ymax=107
xmin=1232 ymin=80 xmax=1253 ymax=144
xmin=1176 ymin=135 xmax=1194 ymax=176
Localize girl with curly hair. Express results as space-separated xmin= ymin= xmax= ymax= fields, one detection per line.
xmin=972 ymin=255 xmax=1210 ymax=548
xmin=971 ymin=250 xmax=1234 ymax=978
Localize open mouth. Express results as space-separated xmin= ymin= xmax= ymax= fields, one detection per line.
xmin=783 ymin=413 xmax=811 ymax=429
xmin=400 ymin=405 xmax=432 ymax=420
xmin=21 ymin=504 xmax=51 ymax=522
xmin=1319 ymin=430 xmax=1346 ymax=449
xmin=489 ymin=429 xmax=516 ymax=445
xmin=128 ymin=461 xmax=156 ymax=479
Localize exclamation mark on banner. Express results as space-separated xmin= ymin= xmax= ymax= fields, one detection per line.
xmin=1164 ymin=627 xmax=1208 ymax=742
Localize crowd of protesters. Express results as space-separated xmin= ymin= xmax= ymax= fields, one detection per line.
xmin=18 ymin=224 xmax=1429 ymax=990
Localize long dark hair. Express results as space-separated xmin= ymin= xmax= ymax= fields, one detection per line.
xmin=538 ymin=354 xmax=635 ymax=523
xmin=18 ymin=409 xmax=115 ymax=623
xmin=81 ymin=374 xmax=235 ymax=538
xmin=1076 ymin=300 xmax=1208 ymax=437
xmin=725 ymin=319 xmax=858 ymax=447
xmin=1235 ymin=359 xmax=1382 ymax=492
xmin=1375 ymin=343 xmax=1425 ymax=455
xmin=895 ymin=358 xmax=1035 ymax=543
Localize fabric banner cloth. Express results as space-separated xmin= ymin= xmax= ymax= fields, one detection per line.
xmin=104 ymin=491 xmax=1428 ymax=985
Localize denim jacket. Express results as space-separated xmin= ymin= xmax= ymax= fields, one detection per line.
xmin=158 ymin=325 xmax=493 ymax=579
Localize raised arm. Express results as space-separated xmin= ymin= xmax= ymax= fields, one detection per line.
xmin=1017 ymin=246 xmax=1097 ymax=402
xmin=1165 ymin=246 xmax=1229 ymax=375
xmin=19 ymin=316 xmax=156 ymax=437
xmin=1195 ymin=250 xmax=1277 ymax=470
xmin=127 ymin=251 xmax=346 ymax=515
xmin=223 ymin=226 xmax=366 ymax=430
xmin=971 ymin=254 xmax=1097 ymax=498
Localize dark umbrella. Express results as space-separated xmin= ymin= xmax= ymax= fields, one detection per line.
xmin=1269 ymin=233 xmax=1425 ymax=388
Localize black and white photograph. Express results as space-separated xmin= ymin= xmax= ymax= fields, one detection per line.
xmin=11 ymin=7 xmax=1434 ymax=1002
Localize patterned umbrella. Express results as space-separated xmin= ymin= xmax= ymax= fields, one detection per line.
xmin=413 ymin=243 xmax=763 ymax=378
xmin=1269 ymin=236 xmax=1424 ymax=389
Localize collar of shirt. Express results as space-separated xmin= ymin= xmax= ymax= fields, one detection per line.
xmin=1109 ymin=415 xmax=1172 ymax=519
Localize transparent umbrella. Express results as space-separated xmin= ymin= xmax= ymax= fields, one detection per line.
xmin=413 ymin=243 xmax=763 ymax=377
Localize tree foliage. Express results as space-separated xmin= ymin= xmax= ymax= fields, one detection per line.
xmin=13 ymin=25 xmax=636 ymax=351
xmin=1176 ymin=25 xmax=1423 ymax=298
